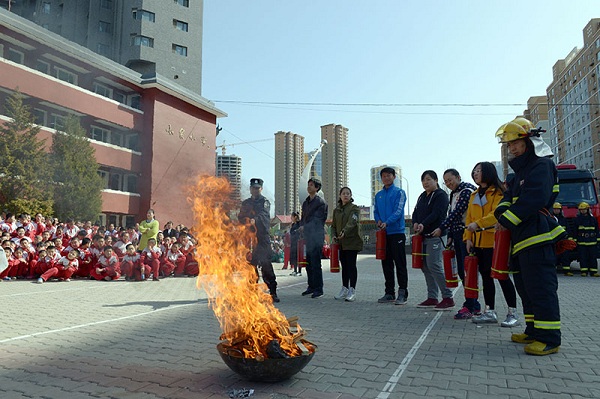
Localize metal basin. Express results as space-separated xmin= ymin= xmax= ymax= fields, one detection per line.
xmin=216 ymin=342 xmax=316 ymax=382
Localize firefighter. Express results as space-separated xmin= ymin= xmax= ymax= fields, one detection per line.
xmin=494 ymin=117 xmax=566 ymax=356
xmin=553 ymin=202 xmax=573 ymax=276
xmin=574 ymin=202 xmax=600 ymax=277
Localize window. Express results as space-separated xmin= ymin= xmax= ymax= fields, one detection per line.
xmin=97 ymin=170 xmax=109 ymax=189
xmin=50 ymin=114 xmax=65 ymax=130
xmin=172 ymin=44 xmax=187 ymax=56
xmin=125 ymin=132 xmax=139 ymax=151
xmin=55 ymin=67 xmax=77 ymax=84
xmin=33 ymin=109 xmax=47 ymax=126
xmin=109 ymin=173 xmax=121 ymax=191
xmin=93 ymin=83 xmax=113 ymax=99
xmin=175 ymin=0 xmax=189 ymax=6
xmin=7 ymin=48 xmax=24 ymax=64
xmin=110 ymin=131 xmax=123 ymax=147
xmin=42 ymin=2 xmax=51 ymax=14
xmin=100 ymin=0 xmax=112 ymax=10
xmin=96 ymin=43 xmax=111 ymax=56
xmin=129 ymin=94 xmax=141 ymax=109
xmin=123 ymin=174 xmax=138 ymax=193
xmin=131 ymin=35 xmax=154 ymax=48
xmin=174 ymin=19 xmax=188 ymax=32
xmin=133 ymin=9 xmax=155 ymax=22
xmin=35 ymin=59 xmax=50 ymax=74
xmin=98 ymin=21 xmax=112 ymax=33
xmin=91 ymin=126 xmax=110 ymax=143
xmin=113 ymin=92 xmax=126 ymax=104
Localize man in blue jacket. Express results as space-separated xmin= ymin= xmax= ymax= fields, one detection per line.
xmin=374 ymin=167 xmax=408 ymax=305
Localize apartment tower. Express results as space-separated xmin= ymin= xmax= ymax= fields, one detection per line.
xmin=274 ymin=131 xmax=304 ymax=216
xmin=216 ymin=154 xmax=242 ymax=205
xmin=4 ymin=0 xmax=203 ymax=94
xmin=321 ymin=123 xmax=348 ymax=217
xmin=547 ymin=18 xmax=600 ymax=175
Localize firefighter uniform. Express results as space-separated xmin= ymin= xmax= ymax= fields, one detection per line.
xmin=574 ymin=202 xmax=600 ymax=277
xmin=238 ymin=178 xmax=278 ymax=302
xmin=495 ymin=118 xmax=565 ymax=355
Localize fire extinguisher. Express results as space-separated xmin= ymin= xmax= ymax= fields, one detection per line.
xmin=491 ymin=229 xmax=511 ymax=280
xmin=297 ymin=238 xmax=307 ymax=269
xmin=330 ymin=242 xmax=340 ymax=273
xmin=443 ymin=245 xmax=459 ymax=288
xmin=464 ymin=252 xmax=479 ymax=299
xmin=375 ymin=229 xmax=386 ymax=260
xmin=283 ymin=232 xmax=290 ymax=270
xmin=411 ymin=234 xmax=424 ymax=269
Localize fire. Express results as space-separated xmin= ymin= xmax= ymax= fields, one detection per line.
xmin=189 ymin=175 xmax=304 ymax=358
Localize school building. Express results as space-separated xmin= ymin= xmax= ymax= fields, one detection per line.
xmin=0 ymin=10 xmax=226 ymax=227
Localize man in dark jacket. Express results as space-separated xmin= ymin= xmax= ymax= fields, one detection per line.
xmin=238 ymin=178 xmax=279 ymax=303
xmin=300 ymin=178 xmax=328 ymax=298
xmin=495 ymin=117 xmax=565 ymax=356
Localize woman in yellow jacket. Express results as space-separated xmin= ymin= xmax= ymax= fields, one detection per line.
xmin=456 ymin=162 xmax=518 ymax=327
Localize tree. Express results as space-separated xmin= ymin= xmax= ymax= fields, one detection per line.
xmin=50 ymin=114 xmax=103 ymax=221
xmin=0 ymin=91 xmax=54 ymax=215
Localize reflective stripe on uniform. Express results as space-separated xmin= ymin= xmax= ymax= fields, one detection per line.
xmin=503 ymin=210 xmax=522 ymax=226
xmin=524 ymin=314 xmax=534 ymax=323
xmin=512 ymin=226 xmax=566 ymax=254
xmin=534 ymin=320 xmax=560 ymax=330
xmin=498 ymin=201 xmax=512 ymax=208
xmin=553 ymin=184 xmax=559 ymax=193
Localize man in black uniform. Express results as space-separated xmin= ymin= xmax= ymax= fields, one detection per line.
xmin=238 ymin=178 xmax=279 ymax=303
xmin=494 ymin=117 xmax=565 ymax=356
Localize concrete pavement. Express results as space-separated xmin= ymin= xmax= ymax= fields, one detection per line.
xmin=1 ymin=254 xmax=600 ymax=398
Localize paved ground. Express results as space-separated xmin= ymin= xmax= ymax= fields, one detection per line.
xmin=1 ymin=255 xmax=600 ymax=399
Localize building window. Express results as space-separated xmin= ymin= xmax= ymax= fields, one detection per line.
xmin=124 ymin=174 xmax=138 ymax=193
xmin=42 ymin=2 xmax=51 ymax=14
xmin=109 ymin=173 xmax=121 ymax=191
xmin=35 ymin=59 xmax=50 ymax=74
xmin=7 ymin=48 xmax=24 ymax=64
xmin=172 ymin=44 xmax=187 ymax=56
xmin=93 ymin=83 xmax=113 ymax=99
xmin=98 ymin=170 xmax=109 ymax=189
xmin=33 ymin=109 xmax=47 ymax=126
xmin=175 ymin=0 xmax=190 ymax=7
xmin=96 ymin=43 xmax=111 ymax=56
xmin=100 ymin=0 xmax=112 ymax=10
xmin=173 ymin=19 xmax=188 ymax=32
xmin=113 ymin=92 xmax=126 ymax=104
xmin=129 ymin=94 xmax=141 ymax=110
xmin=98 ymin=21 xmax=112 ymax=33
xmin=55 ymin=67 xmax=77 ymax=85
xmin=110 ymin=131 xmax=123 ymax=147
xmin=131 ymin=35 xmax=154 ymax=48
xmin=50 ymin=114 xmax=65 ymax=130
xmin=91 ymin=126 xmax=110 ymax=143
xmin=125 ymin=132 xmax=139 ymax=151
xmin=133 ymin=9 xmax=155 ymax=22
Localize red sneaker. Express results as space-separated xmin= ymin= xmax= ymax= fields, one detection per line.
xmin=434 ymin=297 xmax=455 ymax=311
xmin=416 ymin=298 xmax=439 ymax=308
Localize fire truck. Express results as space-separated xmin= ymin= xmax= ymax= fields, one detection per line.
xmin=555 ymin=164 xmax=600 ymax=258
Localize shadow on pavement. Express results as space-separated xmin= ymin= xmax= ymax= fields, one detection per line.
xmin=104 ymin=298 xmax=208 ymax=311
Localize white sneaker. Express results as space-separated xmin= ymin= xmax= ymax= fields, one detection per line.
xmin=345 ymin=287 xmax=356 ymax=302
xmin=501 ymin=308 xmax=520 ymax=327
xmin=36 ymin=278 xmax=44 ymax=284
xmin=472 ymin=307 xmax=498 ymax=324
xmin=334 ymin=286 xmax=349 ymax=300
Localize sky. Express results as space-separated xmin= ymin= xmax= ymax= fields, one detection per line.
xmin=201 ymin=1 xmax=599 ymax=214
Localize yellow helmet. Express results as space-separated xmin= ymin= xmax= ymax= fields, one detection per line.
xmin=495 ymin=117 xmax=537 ymax=143
xmin=553 ymin=202 xmax=562 ymax=209
xmin=578 ymin=202 xmax=590 ymax=210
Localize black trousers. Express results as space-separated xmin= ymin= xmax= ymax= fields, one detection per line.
xmin=305 ymin=240 xmax=323 ymax=292
xmin=473 ymin=247 xmax=517 ymax=309
xmin=251 ymin=244 xmax=277 ymax=295
xmin=339 ymin=249 xmax=358 ymax=288
xmin=381 ymin=233 xmax=407 ymax=297
xmin=512 ymin=245 xmax=560 ymax=347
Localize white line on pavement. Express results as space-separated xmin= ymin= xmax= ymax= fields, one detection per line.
xmin=377 ymin=288 xmax=459 ymax=399
xmin=0 ymin=284 xmax=115 ymax=297
xmin=0 ymin=302 xmax=199 ymax=344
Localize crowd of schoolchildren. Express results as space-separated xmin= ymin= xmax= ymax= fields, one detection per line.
xmin=0 ymin=213 xmax=199 ymax=283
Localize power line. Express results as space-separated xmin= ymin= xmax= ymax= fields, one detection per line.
xmin=213 ymin=100 xmax=529 ymax=107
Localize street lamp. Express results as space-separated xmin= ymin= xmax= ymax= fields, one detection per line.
xmin=400 ymin=176 xmax=410 ymax=218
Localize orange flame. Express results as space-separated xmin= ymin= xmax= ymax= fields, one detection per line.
xmin=189 ymin=175 xmax=302 ymax=358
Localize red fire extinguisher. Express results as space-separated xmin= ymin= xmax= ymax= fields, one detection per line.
xmin=464 ymin=253 xmax=479 ymax=299
xmin=491 ymin=229 xmax=511 ymax=280
xmin=375 ymin=229 xmax=386 ymax=260
xmin=330 ymin=242 xmax=340 ymax=273
xmin=443 ymin=246 xmax=459 ymax=288
xmin=411 ymin=234 xmax=424 ymax=269
xmin=283 ymin=232 xmax=290 ymax=270
xmin=297 ymin=238 xmax=307 ymax=269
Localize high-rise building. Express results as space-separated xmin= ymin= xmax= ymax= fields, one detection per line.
xmin=304 ymin=150 xmax=322 ymax=181
xmin=4 ymin=0 xmax=203 ymax=94
xmin=274 ymin=131 xmax=304 ymax=216
xmin=321 ymin=123 xmax=348 ymax=217
xmin=547 ymin=19 xmax=600 ymax=174
xmin=370 ymin=165 xmax=403 ymax=219
xmin=216 ymin=154 xmax=242 ymax=204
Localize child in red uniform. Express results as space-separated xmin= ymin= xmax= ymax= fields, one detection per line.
xmin=37 ymin=248 xmax=79 ymax=283
xmin=112 ymin=232 xmax=130 ymax=261
xmin=1 ymin=247 xmax=19 ymax=280
xmin=61 ymin=237 xmax=80 ymax=257
xmin=178 ymin=233 xmax=198 ymax=276
xmin=122 ymin=244 xmax=149 ymax=281
xmin=74 ymin=237 xmax=94 ymax=278
xmin=90 ymin=246 xmax=121 ymax=281
xmin=162 ymin=241 xmax=185 ymax=277
xmin=31 ymin=246 xmax=59 ymax=277
xmin=142 ymin=238 xmax=161 ymax=281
